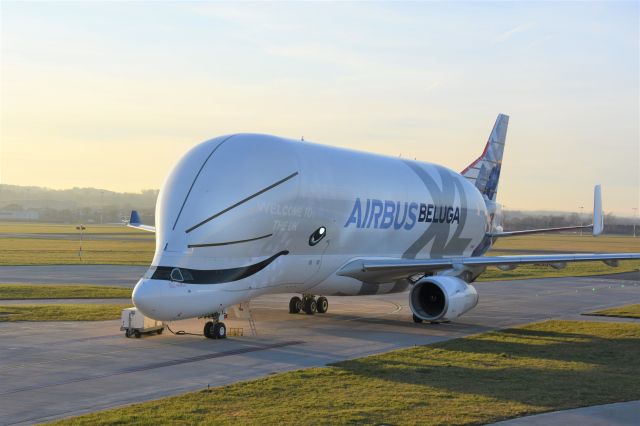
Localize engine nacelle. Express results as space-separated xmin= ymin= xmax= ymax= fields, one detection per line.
xmin=409 ymin=276 xmax=479 ymax=322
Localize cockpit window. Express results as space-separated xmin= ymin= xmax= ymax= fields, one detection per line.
xmin=181 ymin=269 xmax=194 ymax=281
xmin=170 ymin=268 xmax=184 ymax=282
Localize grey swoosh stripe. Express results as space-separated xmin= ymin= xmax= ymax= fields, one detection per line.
xmin=185 ymin=171 xmax=299 ymax=233
xmin=401 ymin=161 xmax=471 ymax=259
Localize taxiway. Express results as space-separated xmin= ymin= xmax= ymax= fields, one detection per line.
xmin=0 ymin=272 xmax=639 ymax=425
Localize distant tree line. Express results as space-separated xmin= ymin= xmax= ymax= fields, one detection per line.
xmin=503 ymin=211 xmax=637 ymax=236
xmin=0 ymin=184 xmax=157 ymax=225
xmin=1 ymin=203 xmax=156 ymax=225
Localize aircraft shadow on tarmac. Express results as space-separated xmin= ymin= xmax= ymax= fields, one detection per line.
xmin=307 ymin=311 xmax=494 ymax=333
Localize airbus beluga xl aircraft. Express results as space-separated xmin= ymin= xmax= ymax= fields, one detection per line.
xmin=129 ymin=114 xmax=640 ymax=339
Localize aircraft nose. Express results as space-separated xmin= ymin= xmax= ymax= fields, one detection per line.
xmin=132 ymin=278 xmax=163 ymax=320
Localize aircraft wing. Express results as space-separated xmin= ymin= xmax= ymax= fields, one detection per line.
xmin=488 ymin=224 xmax=593 ymax=238
xmin=491 ymin=185 xmax=604 ymax=238
xmin=127 ymin=210 xmax=156 ymax=233
xmin=337 ymin=253 xmax=640 ymax=283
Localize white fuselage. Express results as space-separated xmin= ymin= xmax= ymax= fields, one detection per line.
xmin=133 ymin=134 xmax=489 ymax=321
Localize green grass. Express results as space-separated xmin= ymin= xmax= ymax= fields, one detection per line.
xmin=588 ymin=304 xmax=640 ymax=319
xmin=0 ymin=304 xmax=131 ymax=322
xmin=0 ymin=237 xmax=154 ymax=265
xmin=0 ymin=284 xmax=131 ymax=299
xmin=51 ymin=320 xmax=640 ymax=425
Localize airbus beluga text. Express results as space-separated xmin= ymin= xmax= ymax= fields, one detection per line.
xmin=129 ymin=114 xmax=640 ymax=339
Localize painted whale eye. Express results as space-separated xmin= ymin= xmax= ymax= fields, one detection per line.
xmin=309 ymin=226 xmax=327 ymax=246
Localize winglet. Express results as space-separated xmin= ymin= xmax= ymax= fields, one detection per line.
xmin=130 ymin=210 xmax=141 ymax=226
xmin=593 ymin=185 xmax=603 ymax=236
xmin=127 ymin=210 xmax=156 ymax=233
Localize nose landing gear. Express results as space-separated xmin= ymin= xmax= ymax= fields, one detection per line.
xmin=204 ymin=321 xmax=227 ymax=339
xmin=289 ymin=295 xmax=328 ymax=315
xmin=203 ymin=312 xmax=227 ymax=339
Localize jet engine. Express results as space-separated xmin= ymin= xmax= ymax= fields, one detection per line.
xmin=409 ymin=276 xmax=479 ymax=322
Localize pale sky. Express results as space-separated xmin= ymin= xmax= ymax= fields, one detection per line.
xmin=1 ymin=1 xmax=638 ymax=215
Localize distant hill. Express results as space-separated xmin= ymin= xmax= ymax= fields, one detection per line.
xmin=0 ymin=184 xmax=157 ymax=224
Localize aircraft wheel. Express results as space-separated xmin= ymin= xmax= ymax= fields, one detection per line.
xmin=412 ymin=314 xmax=423 ymax=323
xmin=289 ymin=296 xmax=302 ymax=314
xmin=303 ymin=298 xmax=317 ymax=315
xmin=204 ymin=321 xmax=214 ymax=338
xmin=316 ymin=297 xmax=328 ymax=313
xmin=213 ymin=322 xmax=227 ymax=339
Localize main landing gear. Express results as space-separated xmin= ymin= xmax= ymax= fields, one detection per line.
xmin=203 ymin=312 xmax=227 ymax=339
xmin=289 ymin=295 xmax=328 ymax=315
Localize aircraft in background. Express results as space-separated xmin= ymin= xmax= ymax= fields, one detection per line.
xmin=129 ymin=114 xmax=640 ymax=339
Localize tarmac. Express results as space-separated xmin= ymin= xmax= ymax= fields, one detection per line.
xmin=0 ymin=271 xmax=639 ymax=425
xmin=0 ymin=265 xmax=147 ymax=287
xmin=490 ymin=400 xmax=640 ymax=426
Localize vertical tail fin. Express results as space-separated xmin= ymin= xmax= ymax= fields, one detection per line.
xmin=461 ymin=114 xmax=509 ymax=201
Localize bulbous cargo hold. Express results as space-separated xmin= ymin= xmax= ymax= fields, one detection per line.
xmin=152 ymin=133 xmax=489 ymax=266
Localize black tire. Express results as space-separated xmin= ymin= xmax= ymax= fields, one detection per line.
xmin=303 ymin=298 xmax=317 ymax=315
xmin=316 ymin=297 xmax=328 ymax=314
xmin=134 ymin=330 xmax=142 ymax=338
xmin=289 ymin=296 xmax=302 ymax=314
xmin=213 ymin=322 xmax=227 ymax=339
xmin=125 ymin=329 xmax=132 ymax=338
xmin=157 ymin=328 xmax=163 ymax=335
xmin=204 ymin=321 xmax=214 ymax=338
xmin=412 ymin=314 xmax=423 ymax=323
